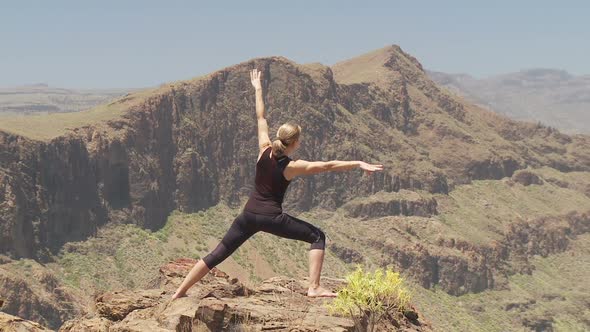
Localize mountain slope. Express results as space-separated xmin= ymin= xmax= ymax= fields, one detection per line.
xmin=428 ymin=69 xmax=590 ymax=134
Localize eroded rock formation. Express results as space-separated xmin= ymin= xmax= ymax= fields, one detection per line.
xmin=0 ymin=260 xmax=83 ymax=330
xmin=366 ymin=210 xmax=590 ymax=295
xmin=0 ymin=311 xmax=51 ymax=332
xmin=342 ymin=190 xmax=438 ymax=218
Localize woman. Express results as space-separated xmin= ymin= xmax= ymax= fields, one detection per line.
xmin=171 ymin=69 xmax=383 ymax=299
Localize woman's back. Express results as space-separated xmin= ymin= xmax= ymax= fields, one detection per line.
xmin=243 ymin=146 xmax=292 ymax=215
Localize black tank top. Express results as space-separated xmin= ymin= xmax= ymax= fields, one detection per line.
xmin=243 ymin=146 xmax=292 ymax=215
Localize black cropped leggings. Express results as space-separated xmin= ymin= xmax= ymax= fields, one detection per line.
xmin=202 ymin=210 xmax=326 ymax=269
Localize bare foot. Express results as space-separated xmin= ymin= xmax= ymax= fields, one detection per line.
xmin=307 ymin=286 xmax=337 ymax=298
xmin=170 ymin=292 xmax=187 ymax=301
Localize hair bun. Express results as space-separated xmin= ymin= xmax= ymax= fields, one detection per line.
xmin=275 ymin=137 xmax=287 ymax=146
xmin=272 ymin=122 xmax=300 ymax=158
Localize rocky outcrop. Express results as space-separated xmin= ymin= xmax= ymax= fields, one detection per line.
xmin=59 ymin=258 xmax=432 ymax=332
xmin=510 ymin=169 xmax=544 ymax=186
xmin=367 ymin=210 xmax=590 ymax=295
xmin=342 ymin=190 xmax=438 ymax=219
xmin=499 ymin=210 xmax=590 ymax=274
xmin=0 ymin=311 xmax=51 ymax=332
xmin=466 ymin=156 xmax=522 ymax=181
xmin=369 ymin=239 xmax=494 ymax=296
xmin=95 ymin=289 xmax=164 ymax=321
xmin=542 ymin=173 xmax=590 ymax=198
xmin=329 ymin=243 xmax=364 ymax=264
xmin=0 ymin=260 xmax=83 ymax=330
xmin=521 ymin=313 xmax=554 ymax=332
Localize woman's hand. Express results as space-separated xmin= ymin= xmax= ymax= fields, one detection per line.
xmin=250 ymin=69 xmax=262 ymax=91
xmin=359 ymin=161 xmax=384 ymax=175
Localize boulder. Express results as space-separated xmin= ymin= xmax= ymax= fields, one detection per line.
xmin=0 ymin=311 xmax=52 ymax=332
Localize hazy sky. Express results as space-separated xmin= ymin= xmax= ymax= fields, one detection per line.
xmin=1 ymin=0 xmax=589 ymax=88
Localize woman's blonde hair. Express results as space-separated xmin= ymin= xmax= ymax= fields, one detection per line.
xmin=272 ymin=122 xmax=301 ymax=158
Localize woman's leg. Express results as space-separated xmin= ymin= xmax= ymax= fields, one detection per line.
xmin=172 ymin=212 xmax=256 ymax=299
xmin=309 ymin=249 xmax=326 ymax=288
xmin=171 ymin=259 xmax=210 ymax=299
xmin=259 ymin=213 xmax=336 ymax=297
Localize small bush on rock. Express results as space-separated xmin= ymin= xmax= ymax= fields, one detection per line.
xmin=326 ymin=265 xmax=412 ymax=332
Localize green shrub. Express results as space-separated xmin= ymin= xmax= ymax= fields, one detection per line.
xmin=326 ymin=265 xmax=412 ymax=332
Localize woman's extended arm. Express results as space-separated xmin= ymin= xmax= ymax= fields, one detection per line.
xmin=250 ymin=69 xmax=272 ymax=151
xmin=285 ymin=159 xmax=383 ymax=179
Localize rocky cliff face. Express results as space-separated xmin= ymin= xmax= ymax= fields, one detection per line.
xmin=0 ymin=311 xmax=52 ymax=332
xmin=0 ymin=258 xmax=84 ymax=330
xmin=2 ymin=46 xmax=589 ymax=261
xmin=365 ymin=210 xmax=590 ymax=296
xmin=0 ymin=132 xmax=108 ymax=259
xmin=342 ymin=190 xmax=438 ymax=218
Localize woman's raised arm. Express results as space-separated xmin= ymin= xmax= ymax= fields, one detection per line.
xmin=250 ymin=69 xmax=272 ymax=152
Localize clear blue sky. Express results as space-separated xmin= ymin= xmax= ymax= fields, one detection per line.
xmin=1 ymin=0 xmax=589 ymax=88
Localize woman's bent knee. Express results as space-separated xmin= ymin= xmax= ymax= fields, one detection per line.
xmin=202 ymin=254 xmax=216 ymax=270
xmin=310 ymin=228 xmax=326 ymax=250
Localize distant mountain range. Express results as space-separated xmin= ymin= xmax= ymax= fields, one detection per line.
xmin=427 ymin=69 xmax=590 ymax=134
xmin=0 ymin=84 xmax=131 ymax=114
